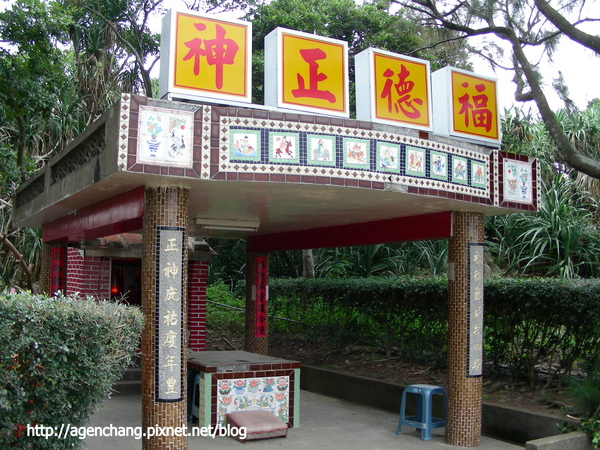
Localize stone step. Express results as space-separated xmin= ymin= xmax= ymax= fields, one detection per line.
xmin=112 ymin=379 xmax=141 ymax=395
xmin=112 ymin=366 xmax=141 ymax=395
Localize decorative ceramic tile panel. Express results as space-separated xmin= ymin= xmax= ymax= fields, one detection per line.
xmin=118 ymin=94 xmax=131 ymax=171
xmin=217 ymin=113 xmax=492 ymax=200
xmin=215 ymin=376 xmax=290 ymax=425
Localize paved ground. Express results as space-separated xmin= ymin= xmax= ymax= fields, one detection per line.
xmin=83 ymin=390 xmax=524 ymax=449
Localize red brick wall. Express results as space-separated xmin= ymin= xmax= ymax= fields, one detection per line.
xmin=66 ymin=247 xmax=111 ymax=299
xmin=188 ymin=260 xmax=208 ymax=351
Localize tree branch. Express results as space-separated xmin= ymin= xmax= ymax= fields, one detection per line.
xmin=0 ymin=234 xmax=33 ymax=292
xmin=534 ymin=0 xmax=600 ymax=53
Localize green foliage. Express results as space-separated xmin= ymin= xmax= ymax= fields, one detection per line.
xmin=206 ymin=282 xmax=245 ymax=335
xmin=485 ymin=176 xmax=600 ymax=278
xmin=0 ymin=291 xmax=143 ymax=448
xmin=270 ymin=277 xmax=600 ymax=384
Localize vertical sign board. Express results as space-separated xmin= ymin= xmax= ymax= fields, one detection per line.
xmin=50 ymin=247 xmax=67 ymax=296
xmin=468 ymin=243 xmax=484 ymax=377
xmin=264 ymin=27 xmax=349 ymax=117
xmin=156 ymin=227 xmax=184 ymax=402
xmin=254 ymin=256 xmax=268 ymax=338
xmin=159 ymin=9 xmax=252 ymax=104
xmin=432 ymin=67 xmax=500 ymax=147
xmin=355 ymin=48 xmax=432 ymax=131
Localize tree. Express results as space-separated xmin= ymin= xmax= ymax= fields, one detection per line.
xmin=245 ymin=0 xmax=470 ymax=105
xmin=0 ymin=0 xmax=73 ymax=180
xmin=67 ymin=0 xmax=162 ymax=120
xmin=398 ymin=0 xmax=600 ymax=179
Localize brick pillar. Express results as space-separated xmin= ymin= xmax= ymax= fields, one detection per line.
xmin=245 ymin=252 xmax=268 ymax=355
xmin=141 ymin=187 xmax=189 ymax=450
xmin=39 ymin=242 xmax=52 ymax=295
xmin=446 ymin=211 xmax=484 ymax=447
xmin=188 ymin=260 xmax=208 ymax=351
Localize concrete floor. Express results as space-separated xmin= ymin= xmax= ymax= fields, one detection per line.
xmin=83 ymin=390 xmax=524 ymax=449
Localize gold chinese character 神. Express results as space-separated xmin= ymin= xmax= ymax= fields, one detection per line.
xmin=163 ymin=330 xmax=178 ymax=348
xmin=164 ymin=285 xmax=180 ymax=302
xmin=163 ymin=310 xmax=178 ymax=326
xmin=163 ymin=354 xmax=178 ymax=373
xmin=163 ymin=262 xmax=179 ymax=279
xmin=164 ymin=238 xmax=180 ymax=252
xmin=165 ymin=376 xmax=179 ymax=395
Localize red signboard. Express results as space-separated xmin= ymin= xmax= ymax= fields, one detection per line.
xmin=254 ymin=256 xmax=268 ymax=338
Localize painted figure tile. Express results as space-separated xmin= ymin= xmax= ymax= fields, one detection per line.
xmin=452 ymin=156 xmax=468 ymax=184
xmin=471 ymin=161 xmax=487 ymax=188
xmin=307 ymin=134 xmax=336 ymax=166
xmin=405 ymin=146 xmax=425 ymax=177
xmin=430 ymin=151 xmax=448 ymax=181
xmin=343 ymin=138 xmax=370 ymax=169
xmin=377 ymin=142 xmax=400 ymax=172
xmin=270 ymin=132 xmax=300 ymax=164
xmin=230 ymin=129 xmax=261 ymax=161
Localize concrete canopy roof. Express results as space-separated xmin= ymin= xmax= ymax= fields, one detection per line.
xmin=13 ymin=94 xmax=538 ymax=250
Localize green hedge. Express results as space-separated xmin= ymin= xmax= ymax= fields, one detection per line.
xmin=0 ymin=291 xmax=144 ymax=448
xmin=269 ymin=277 xmax=600 ymax=383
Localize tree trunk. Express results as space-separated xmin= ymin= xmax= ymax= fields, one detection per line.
xmin=302 ymin=249 xmax=315 ymax=278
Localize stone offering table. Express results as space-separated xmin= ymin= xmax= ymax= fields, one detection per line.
xmin=187 ymin=350 xmax=300 ymax=428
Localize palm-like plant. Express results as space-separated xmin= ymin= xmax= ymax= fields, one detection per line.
xmin=486 ymin=176 xmax=600 ymax=278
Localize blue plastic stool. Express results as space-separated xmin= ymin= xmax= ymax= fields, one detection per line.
xmin=396 ymin=384 xmax=446 ymax=441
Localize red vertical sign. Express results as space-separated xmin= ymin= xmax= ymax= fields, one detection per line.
xmin=50 ymin=247 xmax=67 ymax=296
xmin=254 ymin=256 xmax=268 ymax=338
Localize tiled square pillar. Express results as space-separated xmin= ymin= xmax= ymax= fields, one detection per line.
xmin=446 ymin=211 xmax=484 ymax=447
xmin=245 ymin=251 xmax=269 ymax=355
xmin=141 ymin=187 xmax=189 ymax=450
xmin=188 ymin=260 xmax=208 ymax=351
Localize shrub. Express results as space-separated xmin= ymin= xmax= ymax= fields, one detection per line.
xmin=0 ymin=291 xmax=143 ymax=448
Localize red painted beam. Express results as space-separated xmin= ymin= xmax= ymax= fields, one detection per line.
xmin=247 ymin=211 xmax=452 ymax=253
xmin=42 ymin=187 xmax=145 ymax=243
